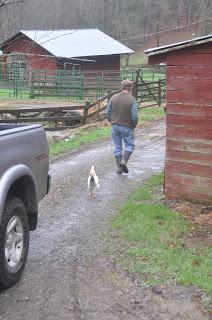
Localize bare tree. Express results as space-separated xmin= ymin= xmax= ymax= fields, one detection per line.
xmin=0 ymin=0 xmax=211 ymax=47
xmin=200 ymin=0 xmax=212 ymax=34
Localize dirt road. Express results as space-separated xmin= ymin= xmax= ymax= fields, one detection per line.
xmin=0 ymin=120 xmax=209 ymax=320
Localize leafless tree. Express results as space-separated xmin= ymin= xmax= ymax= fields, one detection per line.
xmin=0 ymin=0 xmax=211 ymax=46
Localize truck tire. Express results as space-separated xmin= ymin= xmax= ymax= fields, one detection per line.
xmin=0 ymin=197 xmax=29 ymax=289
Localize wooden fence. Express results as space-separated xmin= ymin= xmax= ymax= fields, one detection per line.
xmin=0 ymin=74 xmax=166 ymax=130
xmin=0 ymin=89 xmax=120 ymax=131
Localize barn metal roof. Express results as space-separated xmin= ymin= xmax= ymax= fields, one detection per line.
xmin=19 ymin=29 xmax=133 ymax=58
xmin=145 ymin=34 xmax=212 ymax=56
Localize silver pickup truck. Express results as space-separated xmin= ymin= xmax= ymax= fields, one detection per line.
xmin=0 ymin=124 xmax=50 ymax=289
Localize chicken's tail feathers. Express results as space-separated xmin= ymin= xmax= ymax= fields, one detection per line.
xmin=88 ymin=175 xmax=94 ymax=187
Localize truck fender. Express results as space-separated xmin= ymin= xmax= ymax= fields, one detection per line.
xmin=0 ymin=164 xmax=38 ymax=230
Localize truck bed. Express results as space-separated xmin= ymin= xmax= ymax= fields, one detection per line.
xmin=0 ymin=125 xmax=20 ymax=131
xmin=0 ymin=124 xmax=42 ymax=135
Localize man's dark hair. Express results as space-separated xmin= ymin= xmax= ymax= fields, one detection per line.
xmin=121 ymin=79 xmax=133 ymax=90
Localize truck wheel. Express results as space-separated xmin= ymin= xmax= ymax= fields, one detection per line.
xmin=0 ymin=197 xmax=29 ymax=289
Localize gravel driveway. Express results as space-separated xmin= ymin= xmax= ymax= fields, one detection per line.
xmin=0 ymin=120 xmax=209 ymax=320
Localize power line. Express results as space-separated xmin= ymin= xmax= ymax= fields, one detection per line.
xmin=1 ymin=52 xmax=96 ymax=63
xmin=1 ymin=15 xmax=211 ymax=51
xmin=121 ymin=17 xmax=212 ymax=41
xmin=0 ymin=29 xmax=78 ymax=50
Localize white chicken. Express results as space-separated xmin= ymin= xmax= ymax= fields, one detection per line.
xmin=87 ymin=165 xmax=100 ymax=197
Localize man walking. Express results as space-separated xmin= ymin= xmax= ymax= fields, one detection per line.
xmin=106 ymin=79 xmax=138 ymax=174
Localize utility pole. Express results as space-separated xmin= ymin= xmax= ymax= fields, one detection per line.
xmin=156 ymin=21 xmax=160 ymax=47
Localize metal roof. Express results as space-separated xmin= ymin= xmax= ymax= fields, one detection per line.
xmin=145 ymin=34 xmax=212 ymax=56
xmin=19 ymin=29 xmax=133 ymax=58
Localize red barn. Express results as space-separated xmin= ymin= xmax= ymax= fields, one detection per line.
xmin=145 ymin=35 xmax=212 ymax=204
xmin=0 ymin=29 xmax=133 ymax=77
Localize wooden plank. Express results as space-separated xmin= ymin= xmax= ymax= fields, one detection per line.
xmin=0 ymin=106 xmax=86 ymax=113
xmin=165 ymin=183 xmax=212 ymax=204
xmin=167 ymin=125 xmax=212 ymax=140
xmin=166 ymin=90 xmax=212 ymax=104
xmin=0 ymin=116 xmax=83 ymax=123
xmin=45 ymin=125 xmax=81 ymax=131
xmin=137 ymin=80 xmax=161 ymax=86
xmin=166 ymin=103 xmax=212 ymax=117
xmin=167 ymin=66 xmax=212 ymax=80
xmin=87 ymin=106 xmax=107 ymax=118
xmin=174 ymin=43 xmax=212 ymax=54
xmin=166 ymin=171 xmax=212 ymax=189
xmin=166 ymin=160 xmax=212 ymax=177
xmin=137 ymin=77 xmax=159 ymax=104
xmin=89 ymin=89 xmax=120 ymax=107
xmin=181 ymin=44 xmax=212 ymax=54
xmin=31 ymin=86 xmax=81 ymax=90
xmin=166 ymin=149 xmax=212 ymax=166
xmin=166 ymin=138 xmax=212 ymax=155
xmin=167 ymin=78 xmax=212 ymax=92
xmin=168 ymin=53 xmax=212 ymax=66
xmin=140 ymin=103 xmax=159 ymax=108
xmin=166 ymin=114 xmax=212 ymax=127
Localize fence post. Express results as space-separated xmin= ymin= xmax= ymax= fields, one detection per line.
xmin=15 ymin=111 xmax=20 ymax=124
xmin=82 ymin=100 xmax=90 ymax=125
xmin=30 ymin=70 xmax=34 ymax=99
xmin=132 ymin=81 xmax=137 ymax=99
xmin=158 ymin=78 xmax=161 ymax=107
xmin=107 ymin=89 xmax=111 ymax=99
xmin=79 ymin=72 xmax=84 ymax=100
xmin=107 ymin=89 xmax=112 ymax=109
xmin=133 ymin=69 xmax=140 ymax=100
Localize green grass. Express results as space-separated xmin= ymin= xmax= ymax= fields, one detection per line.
xmin=142 ymin=71 xmax=165 ymax=81
xmin=121 ymin=52 xmax=148 ymax=67
xmin=138 ymin=106 xmax=165 ymax=122
xmin=0 ymin=88 xmax=84 ymax=101
xmin=49 ymin=126 xmax=111 ymax=156
xmin=0 ymin=89 xmax=165 ymax=159
xmin=49 ymin=107 xmax=165 ymax=157
xmin=0 ymin=88 xmax=30 ymax=99
xmin=121 ymin=52 xmax=166 ymax=80
xmin=112 ymin=173 xmax=212 ymax=295
xmin=121 ymin=52 xmax=166 ymax=85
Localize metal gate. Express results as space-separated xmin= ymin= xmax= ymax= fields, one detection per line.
xmin=134 ymin=68 xmax=166 ymax=107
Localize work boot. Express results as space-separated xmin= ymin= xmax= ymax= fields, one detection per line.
xmin=120 ymin=151 xmax=132 ymax=173
xmin=115 ymin=156 xmax=122 ymax=174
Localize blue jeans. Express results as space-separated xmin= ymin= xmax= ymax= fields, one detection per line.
xmin=112 ymin=124 xmax=135 ymax=157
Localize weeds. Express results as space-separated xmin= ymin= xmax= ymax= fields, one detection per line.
xmin=49 ymin=126 xmax=110 ymax=156
xmin=49 ymin=107 xmax=165 ymax=157
xmin=112 ymin=173 xmax=212 ymax=294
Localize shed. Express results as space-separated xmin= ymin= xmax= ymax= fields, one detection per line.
xmin=145 ymin=35 xmax=212 ymax=204
xmin=0 ymin=29 xmax=133 ymax=75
